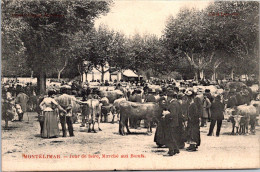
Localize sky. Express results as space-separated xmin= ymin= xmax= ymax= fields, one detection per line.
xmin=94 ymin=0 xmax=213 ymax=37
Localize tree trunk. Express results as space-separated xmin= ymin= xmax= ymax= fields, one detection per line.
xmin=213 ymin=68 xmax=216 ymax=81
xmin=58 ymin=71 xmax=61 ymax=81
xmin=199 ymin=70 xmax=204 ymax=80
xmin=231 ymin=68 xmax=234 ymax=81
xmin=195 ymin=71 xmax=198 ymax=81
xmin=37 ymin=72 xmax=46 ymax=95
xmin=101 ymin=66 xmax=105 ymax=83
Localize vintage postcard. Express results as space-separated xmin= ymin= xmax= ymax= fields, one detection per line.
xmin=1 ymin=0 xmax=259 ymax=171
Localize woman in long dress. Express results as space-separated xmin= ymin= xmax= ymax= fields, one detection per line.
xmin=39 ymin=90 xmax=66 ymax=138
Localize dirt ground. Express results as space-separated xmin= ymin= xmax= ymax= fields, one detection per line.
xmin=2 ymin=112 xmax=260 ymax=171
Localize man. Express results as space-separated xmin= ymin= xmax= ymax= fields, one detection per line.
xmin=145 ymin=89 xmax=156 ymax=102
xmin=201 ymin=92 xmax=211 ymax=127
xmin=36 ymin=94 xmax=45 ymax=136
xmin=80 ymin=96 xmax=88 ymax=127
xmin=186 ymin=91 xmax=201 ymax=151
xmin=164 ymin=91 xmax=181 ymax=156
xmin=143 ymin=83 xmax=149 ymax=95
xmin=235 ymin=87 xmax=244 ymax=106
xmin=241 ymin=86 xmax=251 ymax=105
xmin=227 ymin=89 xmax=238 ymax=108
xmin=176 ymin=93 xmax=185 ymax=149
xmin=15 ymin=89 xmax=29 ymax=121
xmin=207 ymin=95 xmax=225 ymax=137
xmin=55 ymin=89 xmax=75 ymax=137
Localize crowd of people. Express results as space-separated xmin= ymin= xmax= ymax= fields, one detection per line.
xmin=1 ymin=78 xmax=259 ymax=157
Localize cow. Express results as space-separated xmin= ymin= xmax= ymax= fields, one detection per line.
xmin=113 ymin=97 xmax=127 ymax=123
xmin=226 ymin=104 xmax=257 ymax=135
xmin=81 ymin=99 xmax=102 ymax=133
xmin=99 ymin=90 xmax=124 ymax=103
xmin=236 ymin=105 xmax=256 ymax=134
xmin=101 ymin=105 xmax=115 ymax=122
xmin=226 ymin=108 xmax=242 ymax=135
xmin=118 ymin=99 xmax=166 ymax=135
xmin=70 ymin=96 xmax=82 ymax=123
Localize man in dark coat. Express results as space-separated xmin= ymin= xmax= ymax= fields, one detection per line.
xmin=186 ymin=91 xmax=201 ymax=152
xmin=207 ymin=95 xmax=225 ymax=137
xmin=227 ymin=89 xmax=237 ymax=108
xmin=235 ymin=88 xmax=244 ymax=106
xmin=176 ymin=93 xmax=185 ymax=149
xmin=164 ymin=91 xmax=181 ymax=156
xmin=15 ymin=90 xmax=29 ymax=121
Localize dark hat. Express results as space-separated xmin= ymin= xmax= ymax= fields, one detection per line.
xmin=135 ymin=89 xmax=142 ymax=94
xmin=174 ymin=87 xmax=179 ymax=92
xmin=48 ymin=90 xmax=56 ymax=97
xmin=205 ymin=89 xmax=210 ymax=93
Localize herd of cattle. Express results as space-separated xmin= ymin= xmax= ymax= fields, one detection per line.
xmin=65 ymin=81 xmax=260 ymax=135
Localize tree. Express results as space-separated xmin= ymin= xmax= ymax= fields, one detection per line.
xmin=205 ymin=1 xmax=259 ymax=80
xmin=2 ymin=0 xmax=111 ymax=94
xmin=88 ymin=25 xmax=114 ymax=82
xmin=163 ymin=8 xmax=217 ymax=80
xmin=163 ymin=2 xmax=259 ymax=81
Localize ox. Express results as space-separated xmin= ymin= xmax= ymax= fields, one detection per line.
xmin=113 ymin=98 xmax=127 ymax=123
xmin=119 ymin=99 xmax=165 ymax=135
xmin=226 ymin=104 xmax=257 ymax=135
xmin=99 ymin=90 xmax=124 ymax=103
xmin=82 ymin=99 xmax=102 ymax=133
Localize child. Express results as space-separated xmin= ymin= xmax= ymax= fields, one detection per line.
xmin=15 ymin=103 xmax=23 ymax=121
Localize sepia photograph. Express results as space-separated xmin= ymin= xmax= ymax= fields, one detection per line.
xmin=1 ymin=0 xmax=260 ymax=171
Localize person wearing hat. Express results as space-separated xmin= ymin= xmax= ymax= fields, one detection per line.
xmin=176 ymin=93 xmax=186 ymax=149
xmin=226 ymin=89 xmax=238 ymax=109
xmin=55 ymin=88 xmax=76 ymax=137
xmin=145 ymin=89 xmax=157 ymax=103
xmin=163 ymin=91 xmax=181 ymax=155
xmin=39 ymin=90 xmax=66 ymax=138
xmin=207 ymin=95 xmax=225 ymax=137
xmin=241 ymin=86 xmax=251 ymax=105
xmin=201 ymin=92 xmax=211 ymax=127
xmin=204 ymin=89 xmax=214 ymax=103
xmin=235 ymin=87 xmax=243 ymax=106
xmin=186 ymin=91 xmax=201 ymax=152
xmin=143 ymin=83 xmax=149 ymax=95
xmin=15 ymin=89 xmax=29 ymax=121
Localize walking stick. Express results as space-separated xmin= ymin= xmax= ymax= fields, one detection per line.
xmin=27 ymin=112 xmax=29 ymax=122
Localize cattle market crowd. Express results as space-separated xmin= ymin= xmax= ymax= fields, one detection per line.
xmin=2 ymin=78 xmax=260 ymax=156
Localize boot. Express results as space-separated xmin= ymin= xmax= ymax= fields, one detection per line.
xmin=174 ymin=149 xmax=180 ymax=154
xmin=168 ymin=150 xmax=176 ymax=156
xmin=186 ymin=143 xmax=197 ymax=151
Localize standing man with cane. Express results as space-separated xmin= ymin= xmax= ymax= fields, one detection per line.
xmin=55 ymin=89 xmax=75 ymax=137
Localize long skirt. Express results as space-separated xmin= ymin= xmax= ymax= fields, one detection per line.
xmin=42 ymin=111 xmax=59 ymax=138
xmin=187 ymin=122 xmax=201 ymax=146
xmin=154 ymin=120 xmax=166 ymax=146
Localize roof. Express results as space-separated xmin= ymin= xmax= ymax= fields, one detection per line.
xmin=122 ymin=70 xmax=139 ymax=78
